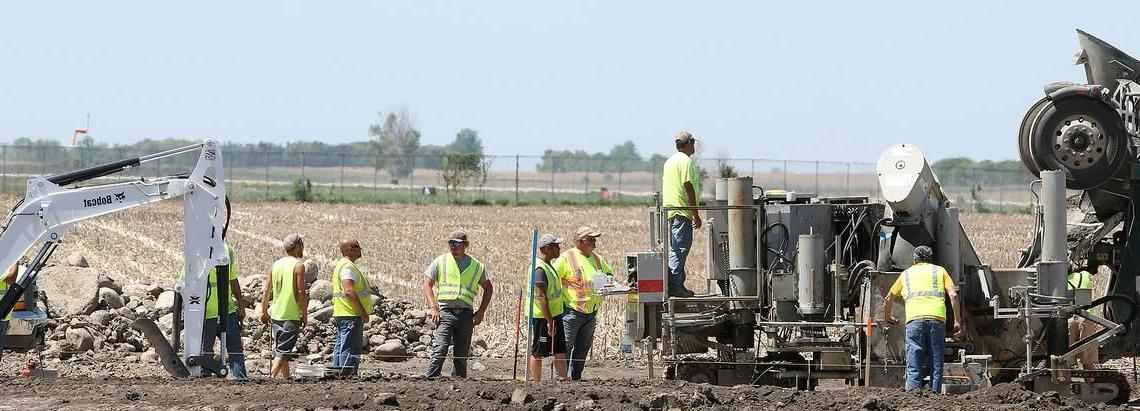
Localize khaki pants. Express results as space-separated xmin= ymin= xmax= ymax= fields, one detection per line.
xmin=1067 ymin=316 xmax=1099 ymax=368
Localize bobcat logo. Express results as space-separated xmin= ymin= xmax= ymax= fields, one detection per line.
xmin=114 ymin=192 xmax=126 ymax=202
xmin=189 ymin=296 xmax=202 ymax=305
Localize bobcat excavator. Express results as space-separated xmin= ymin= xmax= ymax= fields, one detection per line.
xmin=0 ymin=139 xmax=232 ymax=377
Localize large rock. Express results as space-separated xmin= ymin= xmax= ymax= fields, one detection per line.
xmin=121 ymin=284 xmax=151 ymax=299
xmin=66 ymin=252 xmax=89 ymax=268
xmin=309 ymin=306 xmax=334 ymax=323
xmin=373 ymin=340 xmax=407 ymax=362
xmin=98 ymin=287 xmax=124 ymax=309
xmin=89 ymin=310 xmax=112 ymax=327
xmin=308 ymin=279 xmax=332 ymax=302
xmin=38 ymin=266 xmax=102 ymax=316
xmin=97 ymin=275 xmax=122 ymax=294
xmin=155 ymin=291 xmax=176 ymax=312
xmin=303 ymin=259 xmax=319 ymax=284
xmin=64 ymin=327 xmax=95 ymax=352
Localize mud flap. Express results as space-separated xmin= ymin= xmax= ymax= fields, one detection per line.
xmin=131 ymin=318 xmax=190 ymax=378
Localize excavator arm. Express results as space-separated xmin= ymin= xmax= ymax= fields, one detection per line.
xmin=0 ymin=140 xmax=229 ymax=377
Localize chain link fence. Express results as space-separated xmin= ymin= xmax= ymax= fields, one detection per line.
xmin=0 ymin=145 xmax=1037 ymax=211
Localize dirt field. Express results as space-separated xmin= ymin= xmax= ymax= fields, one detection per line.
xmin=8 ymin=202 xmax=1119 ymax=410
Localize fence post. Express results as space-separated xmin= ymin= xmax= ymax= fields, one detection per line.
xmin=340 ymin=153 xmax=346 ymax=200
xmin=998 ymin=171 xmax=1004 ymax=213
xmin=783 ymin=160 xmax=788 ymax=189
xmin=265 ymin=151 xmax=270 ymax=201
xmin=846 ymin=162 xmax=850 ymax=196
xmin=301 ymin=151 xmax=307 ymax=182
xmin=814 ymin=160 xmax=820 ymax=195
xmin=617 ymin=157 xmax=624 ymax=201
xmin=583 ymin=158 xmax=590 ymax=194
xmin=409 ymin=154 xmax=416 ymax=203
xmin=550 ymin=158 xmax=556 ymax=203
xmin=514 ymin=155 xmax=520 ymax=206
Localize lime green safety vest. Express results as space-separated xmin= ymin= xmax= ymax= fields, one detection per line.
xmin=434 ymin=254 xmax=484 ymax=305
xmin=1068 ymin=270 xmax=1092 ymax=290
xmin=178 ymin=244 xmax=238 ymax=320
xmin=527 ymin=259 xmax=564 ymax=319
xmin=900 ymin=262 xmax=949 ymax=323
xmin=269 ymin=256 xmax=302 ymax=321
xmin=0 ymin=267 xmax=12 ymax=321
xmin=331 ymin=257 xmax=374 ymax=317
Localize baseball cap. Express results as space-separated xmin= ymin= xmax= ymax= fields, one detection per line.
xmin=573 ymin=226 xmax=602 ymax=241
xmin=447 ymin=229 xmax=469 ymax=243
xmin=913 ymin=245 xmax=934 ymax=261
xmin=675 ymin=131 xmax=696 ymax=145
xmin=538 ymin=234 xmax=564 ymax=248
xmin=282 ymin=234 xmax=304 ymax=251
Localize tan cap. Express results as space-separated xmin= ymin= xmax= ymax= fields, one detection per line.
xmin=675 ymin=131 xmax=696 ymax=145
xmin=573 ymin=226 xmax=602 ymax=241
xmin=282 ymin=234 xmax=304 ymax=251
xmin=446 ymin=229 xmax=469 ymax=243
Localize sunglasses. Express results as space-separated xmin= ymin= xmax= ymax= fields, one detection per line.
xmin=349 ymin=244 xmax=362 ymax=250
xmin=582 ymin=237 xmax=597 ymax=243
xmin=448 ymin=241 xmax=465 ymax=248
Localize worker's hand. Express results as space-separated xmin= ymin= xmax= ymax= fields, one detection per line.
xmin=693 ymin=214 xmax=703 ymax=229
xmin=953 ymin=321 xmax=963 ymax=340
xmin=473 ymin=309 xmax=486 ymax=326
xmin=359 ymin=312 xmax=370 ymax=325
xmin=259 ymin=311 xmax=270 ymax=326
xmin=546 ymin=318 xmax=557 ymax=337
xmin=884 ymin=315 xmax=897 ymax=325
xmin=430 ymin=306 xmax=441 ymax=326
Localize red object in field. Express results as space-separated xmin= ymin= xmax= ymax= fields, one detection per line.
xmin=72 ymin=128 xmax=88 ymax=145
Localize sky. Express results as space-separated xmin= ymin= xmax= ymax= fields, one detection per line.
xmin=0 ymin=1 xmax=1136 ymax=163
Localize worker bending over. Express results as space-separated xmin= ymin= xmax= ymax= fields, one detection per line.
xmin=1067 ymin=264 xmax=1099 ymax=369
xmin=883 ymin=245 xmax=963 ymax=393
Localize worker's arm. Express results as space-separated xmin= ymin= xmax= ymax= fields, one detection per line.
xmin=947 ymin=284 xmax=963 ymax=340
xmin=882 ymin=293 xmax=897 ymax=324
xmin=534 ymin=267 xmax=556 ymax=336
xmin=422 ymin=277 xmax=440 ymax=325
xmin=259 ymin=271 xmax=273 ymax=325
xmin=230 ymin=279 xmax=244 ymax=320
xmin=342 ymin=277 xmax=370 ymax=324
xmin=473 ymin=280 xmax=494 ymax=326
xmin=683 ymin=181 xmax=702 ymax=229
xmin=293 ymin=262 xmax=308 ymax=327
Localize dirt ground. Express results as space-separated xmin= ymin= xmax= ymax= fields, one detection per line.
xmin=0 ymin=357 xmax=1130 ymax=410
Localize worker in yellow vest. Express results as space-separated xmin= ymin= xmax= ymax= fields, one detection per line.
xmin=0 ymin=262 xmax=17 ymax=361
xmin=331 ymin=236 xmax=373 ymax=374
xmin=556 ymin=225 xmax=614 ymax=380
xmin=422 ymin=229 xmax=494 ymax=378
xmin=259 ymin=234 xmax=308 ymax=379
xmin=527 ymin=233 xmax=568 ymax=381
xmin=1067 ymin=265 xmax=1098 ymax=369
xmin=661 ymin=131 xmax=701 ymax=298
xmin=883 ymin=245 xmax=963 ymax=393
xmin=179 ymin=241 xmax=246 ymax=379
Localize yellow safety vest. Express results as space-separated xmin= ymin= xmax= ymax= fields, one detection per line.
xmin=558 ymin=248 xmax=612 ymax=314
xmin=178 ymin=244 xmax=238 ymax=320
xmin=900 ymin=262 xmax=948 ymax=323
xmin=1067 ymin=270 xmax=1092 ymax=290
xmin=331 ymin=257 xmax=375 ymax=317
xmin=434 ymin=254 xmax=485 ymax=305
xmin=527 ymin=259 xmax=564 ymax=319
xmin=269 ymin=256 xmax=302 ymax=321
xmin=0 ymin=267 xmax=12 ymax=321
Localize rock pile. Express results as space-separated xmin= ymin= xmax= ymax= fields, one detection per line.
xmin=29 ymin=255 xmax=494 ymax=366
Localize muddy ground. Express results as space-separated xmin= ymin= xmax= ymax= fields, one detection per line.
xmin=0 ymin=358 xmax=1132 ymax=410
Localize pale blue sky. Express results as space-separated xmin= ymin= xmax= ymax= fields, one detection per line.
xmin=0 ymin=1 xmax=1135 ymax=162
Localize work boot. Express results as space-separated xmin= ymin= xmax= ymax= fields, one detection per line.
xmin=668 ymin=287 xmax=696 ymax=298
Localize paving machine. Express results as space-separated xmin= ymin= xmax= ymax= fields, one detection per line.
xmin=625 ymin=29 xmax=1139 ymax=404
xmin=0 ymin=140 xmax=234 ymax=378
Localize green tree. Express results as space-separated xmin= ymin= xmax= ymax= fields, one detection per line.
xmin=368 ymin=109 xmax=421 ymax=181
xmin=447 ymin=129 xmax=484 ymax=154
xmin=440 ymin=152 xmax=487 ymax=202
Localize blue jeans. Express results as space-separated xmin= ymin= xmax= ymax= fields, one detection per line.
xmin=668 ymin=216 xmax=693 ymax=291
xmin=333 ymin=316 xmax=364 ymax=373
xmin=562 ymin=308 xmax=597 ymax=380
xmin=905 ymin=319 xmax=946 ymax=393
xmin=426 ymin=308 xmax=473 ymax=378
xmin=201 ymin=312 xmax=247 ymax=379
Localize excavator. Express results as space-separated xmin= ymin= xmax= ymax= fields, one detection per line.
xmin=0 ymin=140 xmax=232 ymax=377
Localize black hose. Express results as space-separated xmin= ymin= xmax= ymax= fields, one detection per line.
xmin=1083 ymin=293 xmax=1138 ymax=329
xmin=869 ymin=217 xmax=892 ymax=267
xmin=760 ymin=223 xmax=792 ymax=271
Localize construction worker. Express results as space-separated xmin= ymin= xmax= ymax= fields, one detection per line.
xmin=557 ymin=225 xmax=614 ymax=381
xmin=0 ymin=262 xmax=18 ymax=361
xmin=883 ymin=245 xmax=963 ymax=393
xmin=527 ymin=233 xmax=568 ymax=381
xmin=180 ymin=240 xmax=246 ymax=379
xmin=259 ymin=234 xmax=308 ymax=379
xmin=1067 ymin=264 xmax=1098 ymax=369
xmin=422 ymin=229 xmax=494 ymax=378
xmin=331 ymin=236 xmax=373 ymax=374
xmin=662 ymin=131 xmax=701 ymax=297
